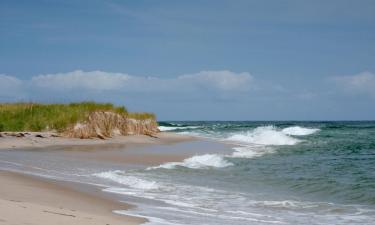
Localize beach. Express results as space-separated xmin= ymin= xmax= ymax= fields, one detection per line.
xmin=0 ymin=171 xmax=144 ymax=225
xmin=0 ymin=132 xmax=194 ymax=151
xmin=2 ymin=0 xmax=373 ymax=224
xmin=1 ymin=122 xmax=375 ymax=225
xmin=0 ymin=132 xmax=199 ymax=225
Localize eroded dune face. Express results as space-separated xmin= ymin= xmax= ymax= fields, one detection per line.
xmin=66 ymin=111 xmax=159 ymax=139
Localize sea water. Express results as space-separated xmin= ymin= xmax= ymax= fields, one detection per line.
xmin=1 ymin=121 xmax=375 ymax=224
xmin=119 ymin=121 xmax=375 ymax=225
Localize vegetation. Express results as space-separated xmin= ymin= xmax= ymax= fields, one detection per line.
xmin=0 ymin=102 xmax=156 ymax=132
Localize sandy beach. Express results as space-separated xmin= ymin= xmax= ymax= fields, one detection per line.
xmin=0 ymin=131 xmax=194 ymax=150
xmin=0 ymin=171 xmax=145 ymax=225
xmin=0 ymin=132 xmax=198 ymax=225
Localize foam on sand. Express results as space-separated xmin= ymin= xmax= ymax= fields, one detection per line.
xmin=93 ymin=170 xmax=160 ymax=190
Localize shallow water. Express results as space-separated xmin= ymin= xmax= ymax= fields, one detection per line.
xmin=1 ymin=121 xmax=375 ymax=225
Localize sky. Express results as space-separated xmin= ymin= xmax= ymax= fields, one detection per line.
xmin=1 ymin=0 xmax=375 ymax=120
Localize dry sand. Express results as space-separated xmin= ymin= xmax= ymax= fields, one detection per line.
xmin=0 ymin=131 xmax=194 ymax=150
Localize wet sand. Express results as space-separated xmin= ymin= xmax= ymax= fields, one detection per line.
xmin=0 ymin=132 xmax=201 ymax=225
xmin=0 ymin=171 xmax=145 ymax=225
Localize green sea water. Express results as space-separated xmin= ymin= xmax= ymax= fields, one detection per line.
xmin=159 ymin=121 xmax=375 ymax=206
xmin=134 ymin=121 xmax=375 ymax=224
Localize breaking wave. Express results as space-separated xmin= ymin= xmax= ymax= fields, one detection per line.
xmin=281 ymin=126 xmax=320 ymax=136
xmin=149 ymin=154 xmax=233 ymax=170
xmin=231 ymin=146 xmax=276 ymax=159
xmin=93 ymin=170 xmax=160 ymax=190
xmin=152 ymin=125 xmax=321 ymax=170
xmin=226 ymin=126 xmax=300 ymax=146
xmin=158 ymin=126 xmax=200 ymax=131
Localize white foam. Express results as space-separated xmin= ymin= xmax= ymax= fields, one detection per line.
xmin=158 ymin=126 xmax=179 ymax=131
xmin=150 ymin=154 xmax=233 ymax=169
xmin=231 ymin=146 xmax=275 ymax=158
xmin=251 ymin=200 xmax=336 ymax=211
xmin=226 ymin=126 xmax=300 ymax=146
xmin=114 ymin=210 xmax=180 ymax=225
xmin=158 ymin=126 xmax=200 ymax=131
xmin=93 ymin=170 xmax=159 ymax=190
xmin=281 ymin=126 xmax=320 ymax=136
xmin=96 ymin=172 xmax=374 ymax=225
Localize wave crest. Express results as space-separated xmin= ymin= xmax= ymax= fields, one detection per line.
xmin=93 ymin=170 xmax=160 ymax=190
xmin=158 ymin=126 xmax=200 ymax=131
xmin=281 ymin=126 xmax=320 ymax=136
xmin=150 ymin=154 xmax=233 ymax=169
xmin=226 ymin=126 xmax=300 ymax=146
xmin=231 ymin=146 xmax=276 ymax=158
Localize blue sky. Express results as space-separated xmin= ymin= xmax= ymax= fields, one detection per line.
xmin=1 ymin=0 xmax=375 ymax=120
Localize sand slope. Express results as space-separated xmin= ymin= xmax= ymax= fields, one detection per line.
xmin=0 ymin=132 xmax=194 ymax=150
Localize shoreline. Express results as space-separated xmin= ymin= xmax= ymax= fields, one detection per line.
xmin=0 ymin=132 xmax=200 ymax=225
xmin=0 ymin=170 xmax=146 ymax=225
xmin=1 ymin=122 xmax=374 ymax=224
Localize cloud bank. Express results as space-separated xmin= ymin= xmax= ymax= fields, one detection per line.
xmin=1 ymin=70 xmax=374 ymax=120
xmin=30 ymin=70 xmax=254 ymax=93
xmin=0 ymin=74 xmax=24 ymax=100
xmin=3 ymin=70 xmax=374 ymax=102
xmin=31 ymin=71 xmax=132 ymax=91
xmin=0 ymin=70 xmax=254 ymax=101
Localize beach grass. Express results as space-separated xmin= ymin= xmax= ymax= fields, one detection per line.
xmin=0 ymin=102 xmax=156 ymax=132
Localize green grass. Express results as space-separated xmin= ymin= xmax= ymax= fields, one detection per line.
xmin=0 ymin=102 xmax=156 ymax=132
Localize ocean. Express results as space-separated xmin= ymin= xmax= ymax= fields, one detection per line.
xmin=1 ymin=121 xmax=375 ymax=225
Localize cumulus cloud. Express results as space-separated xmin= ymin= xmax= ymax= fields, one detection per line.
xmin=0 ymin=70 xmax=254 ymax=102
xmin=0 ymin=74 xmax=22 ymax=88
xmin=332 ymin=71 xmax=375 ymax=97
xmin=0 ymin=74 xmax=24 ymax=100
xmin=30 ymin=70 xmax=253 ymax=92
xmin=31 ymin=70 xmax=131 ymax=91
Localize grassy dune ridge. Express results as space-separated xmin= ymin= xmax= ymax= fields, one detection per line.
xmin=0 ymin=102 xmax=156 ymax=132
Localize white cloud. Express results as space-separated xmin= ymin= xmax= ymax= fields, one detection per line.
xmin=332 ymin=71 xmax=375 ymax=97
xmin=30 ymin=70 xmax=254 ymax=92
xmin=32 ymin=70 xmax=131 ymax=91
xmin=0 ymin=74 xmax=22 ymax=87
xmin=0 ymin=70 xmax=254 ymax=102
xmin=0 ymin=74 xmax=23 ymax=100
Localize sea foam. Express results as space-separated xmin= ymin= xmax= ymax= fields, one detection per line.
xmin=281 ymin=126 xmax=320 ymax=136
xmin=158 ymin=126 xmax=200 ymax=131
xmin=231 ymin=146 xmax=276 ymax=158
xmin=226 ymin=126 xmax=300 ymax=146
xmin=150 ymin=154 xmax=233 ymax=170
xmin=93 ymin=170 xmax=159 ymax=190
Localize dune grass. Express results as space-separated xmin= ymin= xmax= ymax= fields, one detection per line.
xmin=0 ymin=102 xmax=156 ymax=132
